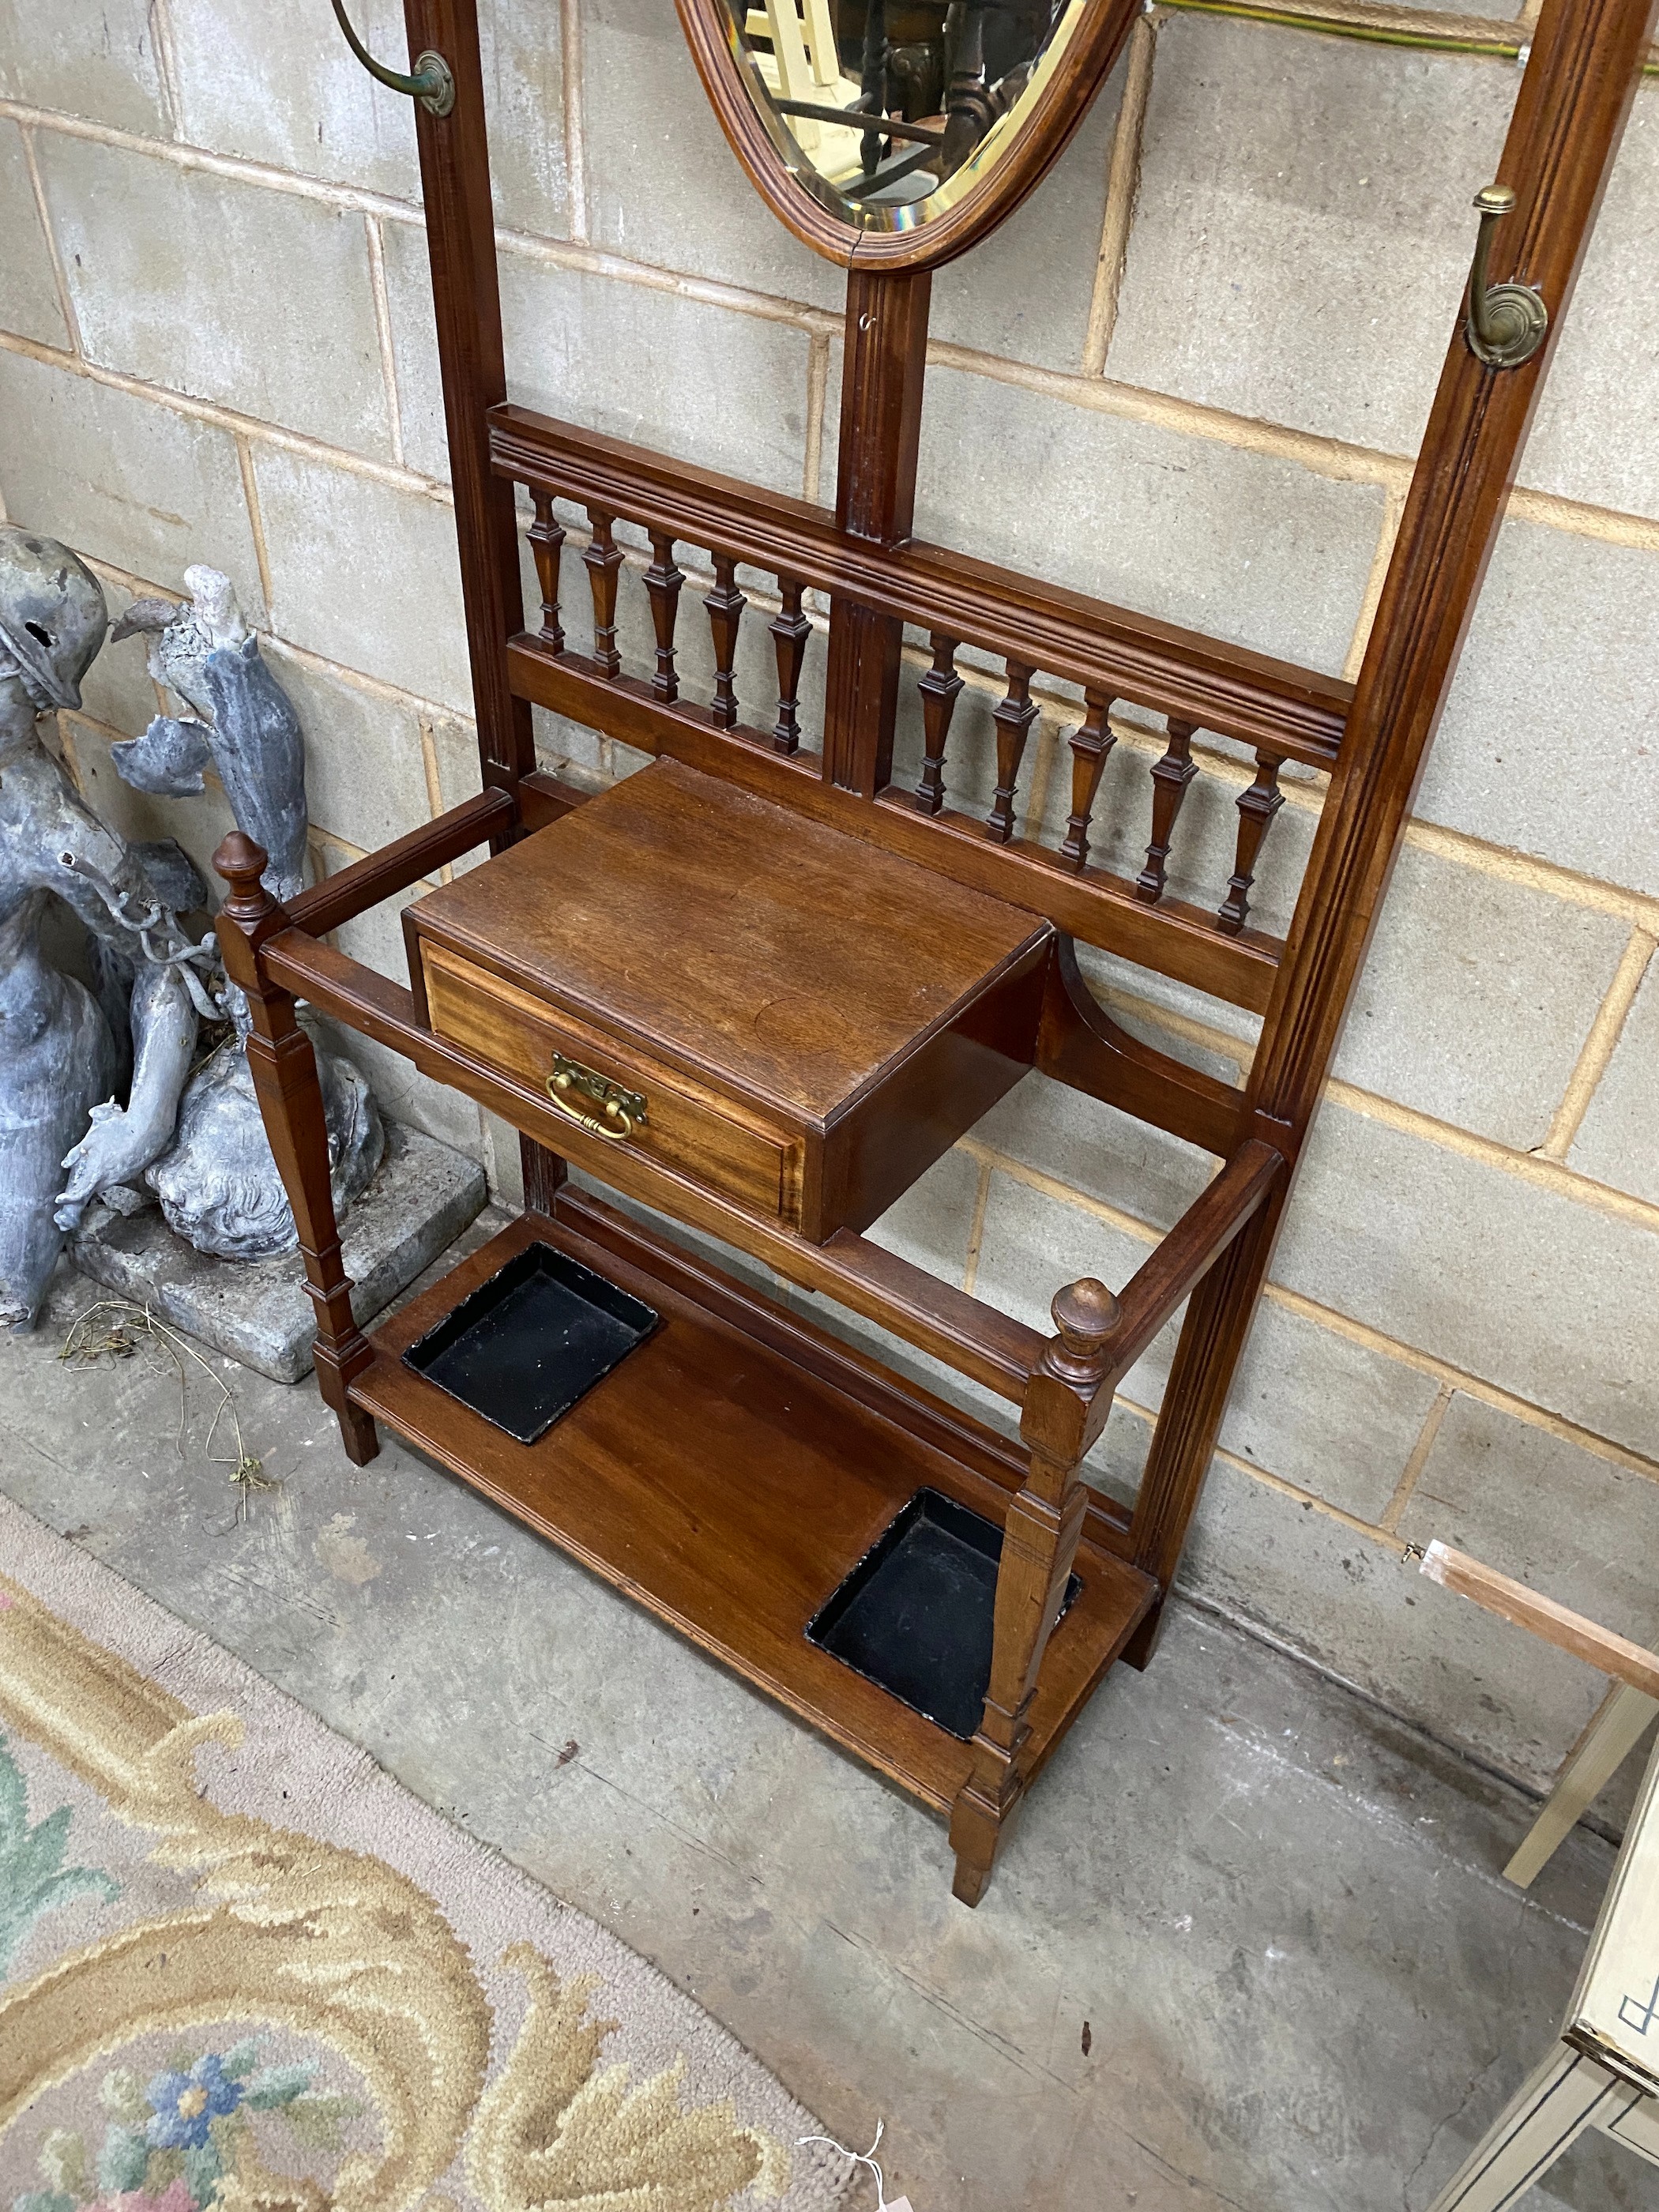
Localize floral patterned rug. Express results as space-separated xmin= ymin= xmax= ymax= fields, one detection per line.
xmin=0 ymin=1495 xmax=848 ymax=2212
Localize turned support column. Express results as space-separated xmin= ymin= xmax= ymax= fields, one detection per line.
xmin=950 ymin=1277 xmax=1120 ymax=1905
xmin=213 ymin=832 xmax=379 ymax=1465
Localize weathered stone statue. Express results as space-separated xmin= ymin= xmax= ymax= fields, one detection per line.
xmin=0 ymin=529 xmax=206 ymax=1327
xmin=107 ymin=566 xmax=383 ymax=1259
xmin=111 ymin=566 xmax=309 ymax=900
xmin=0 ymin=527 xmax=483 ymax=1363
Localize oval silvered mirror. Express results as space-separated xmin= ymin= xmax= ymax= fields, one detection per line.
xmin=679 ymin=0 xmax=1142 ymax=269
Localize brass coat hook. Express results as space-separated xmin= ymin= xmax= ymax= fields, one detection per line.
xmin=329 ymin=0 xmax=456 ymax=116
xmin=1465 ymin=184 xmax=1548 ymax=369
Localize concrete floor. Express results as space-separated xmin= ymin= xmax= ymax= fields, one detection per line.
xmin=5 ymin=1235 xmax=1658 ymax=2212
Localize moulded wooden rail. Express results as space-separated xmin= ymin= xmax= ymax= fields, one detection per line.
xmin=489 ymin=405 xmax=1353 ymax=767
xmin=282 ymin=776 xmax=592 ymax=934
xmin=286 ymin=788 xmax=514 ymax=937
xmin=1038 ymin=935 xmax=1251 ymax=1157
xmin=1091 ymin=1139 xmax=1285 ymax=1406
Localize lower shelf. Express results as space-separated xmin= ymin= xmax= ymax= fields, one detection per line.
xmin=352 ymin=1194 xmax=1155 ymax=1815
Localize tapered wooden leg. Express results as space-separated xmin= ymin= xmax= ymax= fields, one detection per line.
xmin=950 ymin=1452 xmax=1089 ymax=1904
xmin=950 ymin=1280 xmax=1122 ymax=1905
xmin=1123 ymin=1197 xmax=1281 ymax=1669
xmin=1504 ymin=1681 xmax=1659 ymax=1889
xmin=214 ymin=833 xmax=378 ymax=1465
xmin=243 ymin=1014 xmax=379 ymax=1463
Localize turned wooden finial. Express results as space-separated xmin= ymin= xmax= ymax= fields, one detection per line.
xmin=1044 ymin=1277 xmax=1121 ymax=1386
xmin=212 ymin=830 xmax=273 ymax=920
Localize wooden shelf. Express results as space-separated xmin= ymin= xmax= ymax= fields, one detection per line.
xmin=352 ymin=1193 xmax=1156 ymax=1815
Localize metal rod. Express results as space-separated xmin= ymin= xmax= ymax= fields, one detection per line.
xmin=329 ymin=0 xmax=456 ymax=115
xmin=774 ymin=96 xmax=946 ymax=143
xmin=841 ymin=137 xmax=943 ymax=197
xmin=1157 ymin=0 xmax=1659 ymax=70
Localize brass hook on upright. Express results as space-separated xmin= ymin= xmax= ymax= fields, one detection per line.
xmin=1465 ymin=184 xmax=1548 ymax=369
xmin=329 ymin=0 xmax=456 ymax=117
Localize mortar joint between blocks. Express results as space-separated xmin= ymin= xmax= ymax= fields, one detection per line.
xmin=1085 ymin=12 xmax=1157 ymax=378
xmin=1379 ymin=1383 xmax=1456 ymax=1534
xmin=1536 ymin=928 xmax=1657 ymax=1164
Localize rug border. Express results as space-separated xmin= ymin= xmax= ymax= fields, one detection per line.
xmin=0 ymin=1491 xmax=853 ymax=2212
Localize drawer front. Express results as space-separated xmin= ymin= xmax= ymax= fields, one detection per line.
xmin=422 ymin=942 xmax=796 ymax=1221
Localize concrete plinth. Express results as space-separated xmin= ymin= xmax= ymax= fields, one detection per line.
xmin=70 ymin=1120 xmax=486 ymax=1382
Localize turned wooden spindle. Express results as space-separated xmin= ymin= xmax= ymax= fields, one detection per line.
xmin=1136 ymin=716 xmax=1199 ymax=904
xmin=644 ymin=531 xmax=683 ymax=703
xmin=210 ymin=832 xmax=378 ymax=1467
xmin=915 ymin=634 xmax=962 ymax=816
xmin=528 ymin=488 xmax=566 ymax=653
xmin=706 ymin=552 xmax=746 ymax=729
xmin=582 ymin=509 xmax=624 ymax=677
xmin=987 ymin=660 xmax=1038 ymax=845
xmin=769 ymin=577 xmax=811 ymax=754
xmin=1058 ymin=690 xmax=1116 ymax=871
xmin=1217 ymin=750 xmax=1286 ymax=935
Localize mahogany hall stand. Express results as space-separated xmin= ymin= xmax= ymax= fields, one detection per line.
xmin=218 ymin=0 xmax=1657 ymax=1904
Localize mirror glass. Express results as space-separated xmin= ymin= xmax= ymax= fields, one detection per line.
xmin=722 ymin=2 xmax=1087 ymax=231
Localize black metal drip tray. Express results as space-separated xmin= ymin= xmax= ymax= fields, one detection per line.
xmin=807 ymin=1488 xmax=1082 ymax=1741
xmin=404 ymin=1241 xmax=659 ymax=1444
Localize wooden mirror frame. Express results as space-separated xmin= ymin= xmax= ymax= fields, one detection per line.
xmin=675 ymin=0 xmax=1144 ymax=269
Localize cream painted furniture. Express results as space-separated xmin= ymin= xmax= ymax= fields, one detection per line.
xmin=1420 ymin=1541 xmax=1659 ymax=1887
xmin=1508 ymin=1683 xmax=1659 ymax=1890
xmin=743 ymin=1 xmax=863 ymax=160
xmin=1427 ymin=1722 xmax=1659 ymax=2207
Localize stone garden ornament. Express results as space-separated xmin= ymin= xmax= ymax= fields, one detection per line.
xmin=0 ymin=529 xmax=207 ymax=1327
xmin=0 ymin=526 xmax=380 ymax=1329
xmin=111 ymin=566 xmax=309 ymax=901
xmin=107 ymin=565 xmax=383 ymax=1260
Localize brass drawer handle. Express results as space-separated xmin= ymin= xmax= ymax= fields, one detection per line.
xmin=546 ymin=1053 xmax=648 ymax=1142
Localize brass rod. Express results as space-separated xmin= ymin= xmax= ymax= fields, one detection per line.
xmin=328 ymin=0 xmax=456 ymax=115
xmin=1155 ymin=0 xmax=1659 ymax=70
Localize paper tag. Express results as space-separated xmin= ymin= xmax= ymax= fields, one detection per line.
xmin=886 ymin=2200 xmax=914 ymax=2211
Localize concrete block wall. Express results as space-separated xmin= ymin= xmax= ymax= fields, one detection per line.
xmin=3 ymin=0 xmax=1658 ymax=1808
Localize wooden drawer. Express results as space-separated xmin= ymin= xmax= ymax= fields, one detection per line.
xmin=421 ymin=942 xmax=798 ymax=1221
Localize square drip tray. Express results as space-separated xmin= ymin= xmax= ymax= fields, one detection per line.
xmin=403 ymin=1240 xmax=659 ymax=1443
xmin=807 ymin=1488 xmax=1082 ymax=1740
